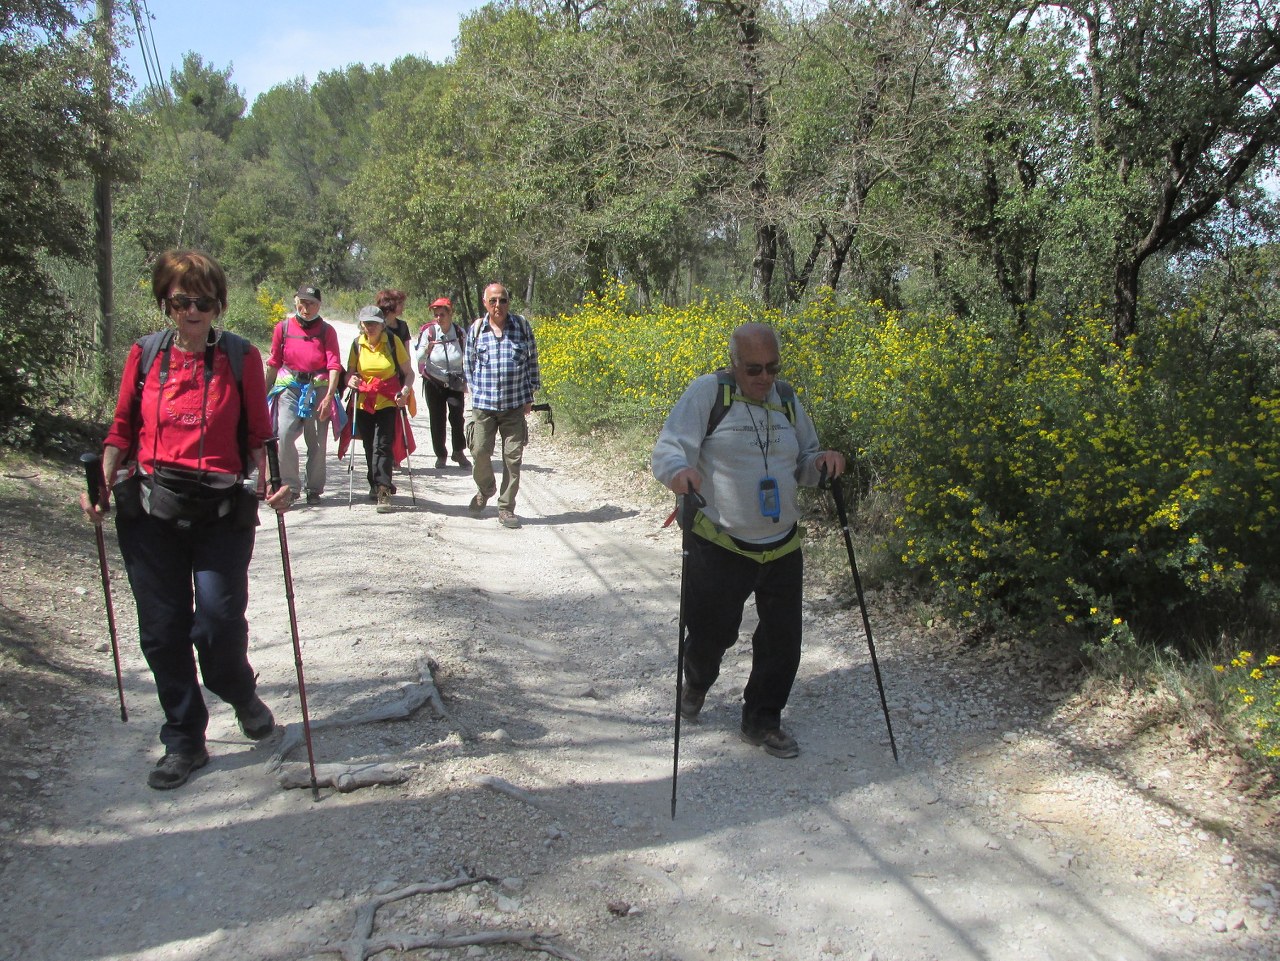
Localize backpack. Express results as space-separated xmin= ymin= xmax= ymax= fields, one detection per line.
xmin=705 ymin=370 xmax=797 ymax=437
xmin=131 ymin=328 xmax=251 ymax=472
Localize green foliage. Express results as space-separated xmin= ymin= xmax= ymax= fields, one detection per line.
xmin=1214 ymin=651 xmax=1280 ymax=763
xmin=537 ymin=281 xmax=1280 ymax=651
xmin=0 ymin=0 xmax=135 ymax=435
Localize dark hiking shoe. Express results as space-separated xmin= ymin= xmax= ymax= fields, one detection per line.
xmin=376 ymin=486 xmax=393 ymax=513
xmin=305 ymin=491 xmax=321 ymax=505
xmin=468 ymin=492 xmax=489 ymax=517
xmin=498 ymin=509 xmax=521 ymax=529
xmin=434 ymin=457 xmax=447 ymax=469
xmin=679 ymin=686 xmax=707 ymax=721
xmin=235 ymin=695 xmax=276 ymax=740
xmin=453 ymin=452 xmax=471 ymax=468
xmin=148 ymin=748 xmax=210 ymax=790
xmin=739 ymin=723 xmax=799 ymax=759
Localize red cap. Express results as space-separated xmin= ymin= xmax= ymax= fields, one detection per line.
xmin=430 ymin=297 xmax=452 ymax=309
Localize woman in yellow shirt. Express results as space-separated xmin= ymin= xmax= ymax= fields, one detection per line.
xmin=346 ymin=305 xmax=415 ymax=512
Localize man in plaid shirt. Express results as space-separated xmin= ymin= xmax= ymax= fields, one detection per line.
xmin=464 ymin=282 xmax=541 ymax=529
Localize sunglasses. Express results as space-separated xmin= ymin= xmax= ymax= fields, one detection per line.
xmin=742 ymin=362 xmax=781 ymax=376
xmin=166 ymin=294 xmax=217 ymax=313
xmin=486 ymin=297 xmax=509 ymax=305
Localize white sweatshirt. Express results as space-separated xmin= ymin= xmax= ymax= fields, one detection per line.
xmin=651 ymin=374 xmax=824 ymax=544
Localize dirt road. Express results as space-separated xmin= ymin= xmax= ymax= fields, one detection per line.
xmin=0 ymin=394 xmax=1276 ymax=961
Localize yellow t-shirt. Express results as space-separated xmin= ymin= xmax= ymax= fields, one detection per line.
xmin=353 ymin=334 xmax=410 ymax=411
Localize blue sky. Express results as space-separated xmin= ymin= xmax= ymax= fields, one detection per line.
xmin=119 ymin=0 xmax=483 ymax=106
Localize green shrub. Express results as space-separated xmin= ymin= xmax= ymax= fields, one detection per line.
xmin=535 ymin=281 xmax=1280 ymax=652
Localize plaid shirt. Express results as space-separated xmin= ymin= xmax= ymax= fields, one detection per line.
xmin=465 ymin=314 xmax=541 ymax=411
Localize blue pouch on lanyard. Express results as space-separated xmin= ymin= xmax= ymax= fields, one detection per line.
xmin=758 ymin=476 xmax=780 ymax=522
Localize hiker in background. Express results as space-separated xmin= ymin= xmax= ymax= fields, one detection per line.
xmin=465 ymin=282 xmax=541 ymax=529
xmin=414 ymin=296 xmax=470 ymax=470
xmin=347 ymin=305 xmax=415 ymax=513
xmin=264 ymin=284 xmax=342 ymax=505
xmin=79 ymin=249 xmax=291 ymax=790
xmin=378 ymin=288 xmax=413 ymax=349
xmin=651 ymin=322 xmax=845 ymax=759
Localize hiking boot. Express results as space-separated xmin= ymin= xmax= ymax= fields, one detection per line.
xmin=147 ymin=748 xmax=210 ymax=790
xmin=468 ymin=492 xmax=489 ymax=517
xmin=498 ymin=509 xmax=520 ymax=529
xmin=234 ymin=695 xmax=275 ymax=740
xmin=434 ymin=457 xmax=447 ymax=469
xmin=368 ymin=486 xmax=377 ymax=502
xmin=376 ymin=486 xmax=393 ymax=513
xmin=739 ymin=723 xmax=799 ymax=759
xmin=453 ymin=452 xmax=471 ymax=468
xmin=305 ymin=490 xmax=321 ymax=505
xmin=679 ymin=685 xmax=707 ymax=720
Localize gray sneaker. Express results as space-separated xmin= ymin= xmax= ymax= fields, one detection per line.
xmin=498 ymin=509 xmax=521 ymax=529
xmin=679 ymin=685 xmax=707 ymax=720
xmin=148 ymin=748 xmax=210 ymax=790
xmin=739 ymin=723 xmax=799 ymax=759
xmin=234 ymin=695 xmax=276 ymax=740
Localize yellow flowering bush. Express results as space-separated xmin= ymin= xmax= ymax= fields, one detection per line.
xmin=536 ymin=282 xmax=1280 ymax=649
xmin=1215 ymin=651 xmax=1280 ymax=759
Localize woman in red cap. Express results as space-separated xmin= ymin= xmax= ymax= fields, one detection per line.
xmin=413 ymin=296 xmax=470 ymax=469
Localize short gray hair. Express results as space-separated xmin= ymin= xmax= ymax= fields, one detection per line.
xmin=729 ymin=323 xmax=779 ymax=366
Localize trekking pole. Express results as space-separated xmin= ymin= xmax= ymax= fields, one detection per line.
xmin=399 ymin=406 xmax=417 ymax=505
xmin=819 ymin=465 xmax=899 ymax=764
xmin=265 ymin=438 xmax=322 ymax=800
xmin=345 ymin=389 xmax=356 ymax=510
xmin=672 ymin=482 xmax=706 ymax=819
xmin=531 ymin=402 xmax=555 ymax=436
xmin=79 ymin=453 xmax=128 ymax=723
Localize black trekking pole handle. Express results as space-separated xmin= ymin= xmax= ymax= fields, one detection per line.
xmin=80 ymin=453 xmax=128 ymax=723
xmin=819 ymin=464 xmax=899 ymax=764
xmin=265 ymin=438 xmax=322 ymax=800
xmin=672 ymin=481 xmax=707 ymax=819
xmin=531 ymin=402 xmax=555 ymax=436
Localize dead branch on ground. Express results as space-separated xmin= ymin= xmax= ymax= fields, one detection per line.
xmin=270 ymin=657 xmax=469 ymax=771
xmin=308 ymin=870 xmax=588 ymax=961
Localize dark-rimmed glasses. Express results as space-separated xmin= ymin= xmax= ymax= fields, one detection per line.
xmin=741 ymin=362 xmax=781 ymax=376
xmin=166 ymin=294 xmax=217 ymax=313
xmin=486 ymin=297 xmax=509 ymax=305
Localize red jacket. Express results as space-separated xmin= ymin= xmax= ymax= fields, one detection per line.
xmin=105 ymin=338 xmax=273 ymax=477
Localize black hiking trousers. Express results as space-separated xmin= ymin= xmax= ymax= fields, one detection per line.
xmin=681 ymin=532 xmax=804 ymax=732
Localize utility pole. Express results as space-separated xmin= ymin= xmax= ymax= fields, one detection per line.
xmin=93 ymin=0 xmax=116 ymax=390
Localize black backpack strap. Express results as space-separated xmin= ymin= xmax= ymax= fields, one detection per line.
xmin=705 ymin=371 xmax=737 ymax=437
xmin=217 ymin=331 xmax=251 ymax=472
xmin=127 ymin=330 xmax=176 ymax=463
xmin=705 ymin=372 xmax=797 ymax=438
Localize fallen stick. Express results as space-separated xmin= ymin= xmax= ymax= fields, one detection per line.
xmin=277 ymin=762 xmax=407 ymax=793
xmin=473 ymin=774 xmax=555 ymax=813
xmin=269 ymin=657 xmax=467 ymax=770
xmin=311 ymin=871 xmax=589 ymax=961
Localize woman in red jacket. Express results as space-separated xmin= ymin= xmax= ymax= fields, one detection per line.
xmin=80 ymin=250 xmax=291 ymax=791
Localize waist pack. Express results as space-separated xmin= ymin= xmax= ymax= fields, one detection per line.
xmin=126 ymin=467 xmax=258 ymax=530
xmin=691 ymin=511 xmax=803 ymax=564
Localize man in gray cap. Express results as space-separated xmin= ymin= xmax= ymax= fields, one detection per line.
xmin=265 ymin=285 xmax=342 ymax=505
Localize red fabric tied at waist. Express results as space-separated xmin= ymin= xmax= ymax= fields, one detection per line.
xmin=356 ymin=377 xmax=399 ymax=412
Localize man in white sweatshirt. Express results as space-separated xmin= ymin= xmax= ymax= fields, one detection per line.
xmin=652 ymin=323 xmax=846 ymax=758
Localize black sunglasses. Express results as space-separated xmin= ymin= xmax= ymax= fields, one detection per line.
xmin=742 ymin=362 xmax=781 ymax=376
xmin=166 ymin=294 xmax=217 ymax=313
